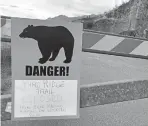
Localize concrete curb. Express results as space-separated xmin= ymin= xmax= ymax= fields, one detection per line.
xmin=80 ymin=79 xmax=148 ymax=108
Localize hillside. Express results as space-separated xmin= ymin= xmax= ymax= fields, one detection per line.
xmin=1 ymin=0 xmax=148 ymax=39
xmin=83 ymin=0 xmax=148 ymax=39
xmin=105 ymin=0 xmax=134 ymax=19
xmin=77 ymin=1 xmax=133 ymax=23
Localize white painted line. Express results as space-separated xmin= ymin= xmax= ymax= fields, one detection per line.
xmin=80 ymin=79 xmax=147 ymax=88
xmin=84 ymin=31 xmax=104 ymax=35
xmin=5 ymin=102 xmax=12 ymax=113
xmin=130 ymin=41 xmax=148 ymax=56
xmin=90 ymin=35 xmax=125 ymax=51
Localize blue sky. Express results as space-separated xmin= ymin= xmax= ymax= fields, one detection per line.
xmin=0 ymin=0 xmax=130 ymax=19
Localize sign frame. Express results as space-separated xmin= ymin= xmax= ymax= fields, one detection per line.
xmin=11 ymin=80 xmax=80 ymax=121
xmin=11 ymin=17 xmax=82 ymax=120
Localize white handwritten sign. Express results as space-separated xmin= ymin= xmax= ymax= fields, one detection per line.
xmin=5 ymin=102 xmax=12 ymax=113
xmin=13 ymin=80 xmax=78 ymax=119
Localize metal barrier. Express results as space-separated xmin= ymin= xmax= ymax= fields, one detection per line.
xmin=84 ymin=29 xmax=148 ymax=41
xmin=83 ymin=30 xmax=148 ymax=59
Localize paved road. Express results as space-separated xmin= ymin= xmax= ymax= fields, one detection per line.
xmin=2 ymin=98 xmax=148 ymax=126
xmin=80 ymin=52 xmax=148 ymax=85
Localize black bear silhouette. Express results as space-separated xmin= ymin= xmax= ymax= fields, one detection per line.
xmin=19 ymin=25 xmax=74 ymax=64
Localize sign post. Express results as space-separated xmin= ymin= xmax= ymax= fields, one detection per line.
xmin=11 ymin=17 xmax=82 ymax=120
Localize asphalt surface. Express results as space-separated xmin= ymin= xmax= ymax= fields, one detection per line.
xmin=2 ymin=98 xmax=148 ymax=126
xmin=80 ymin=52 xmax=148 ymax=85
